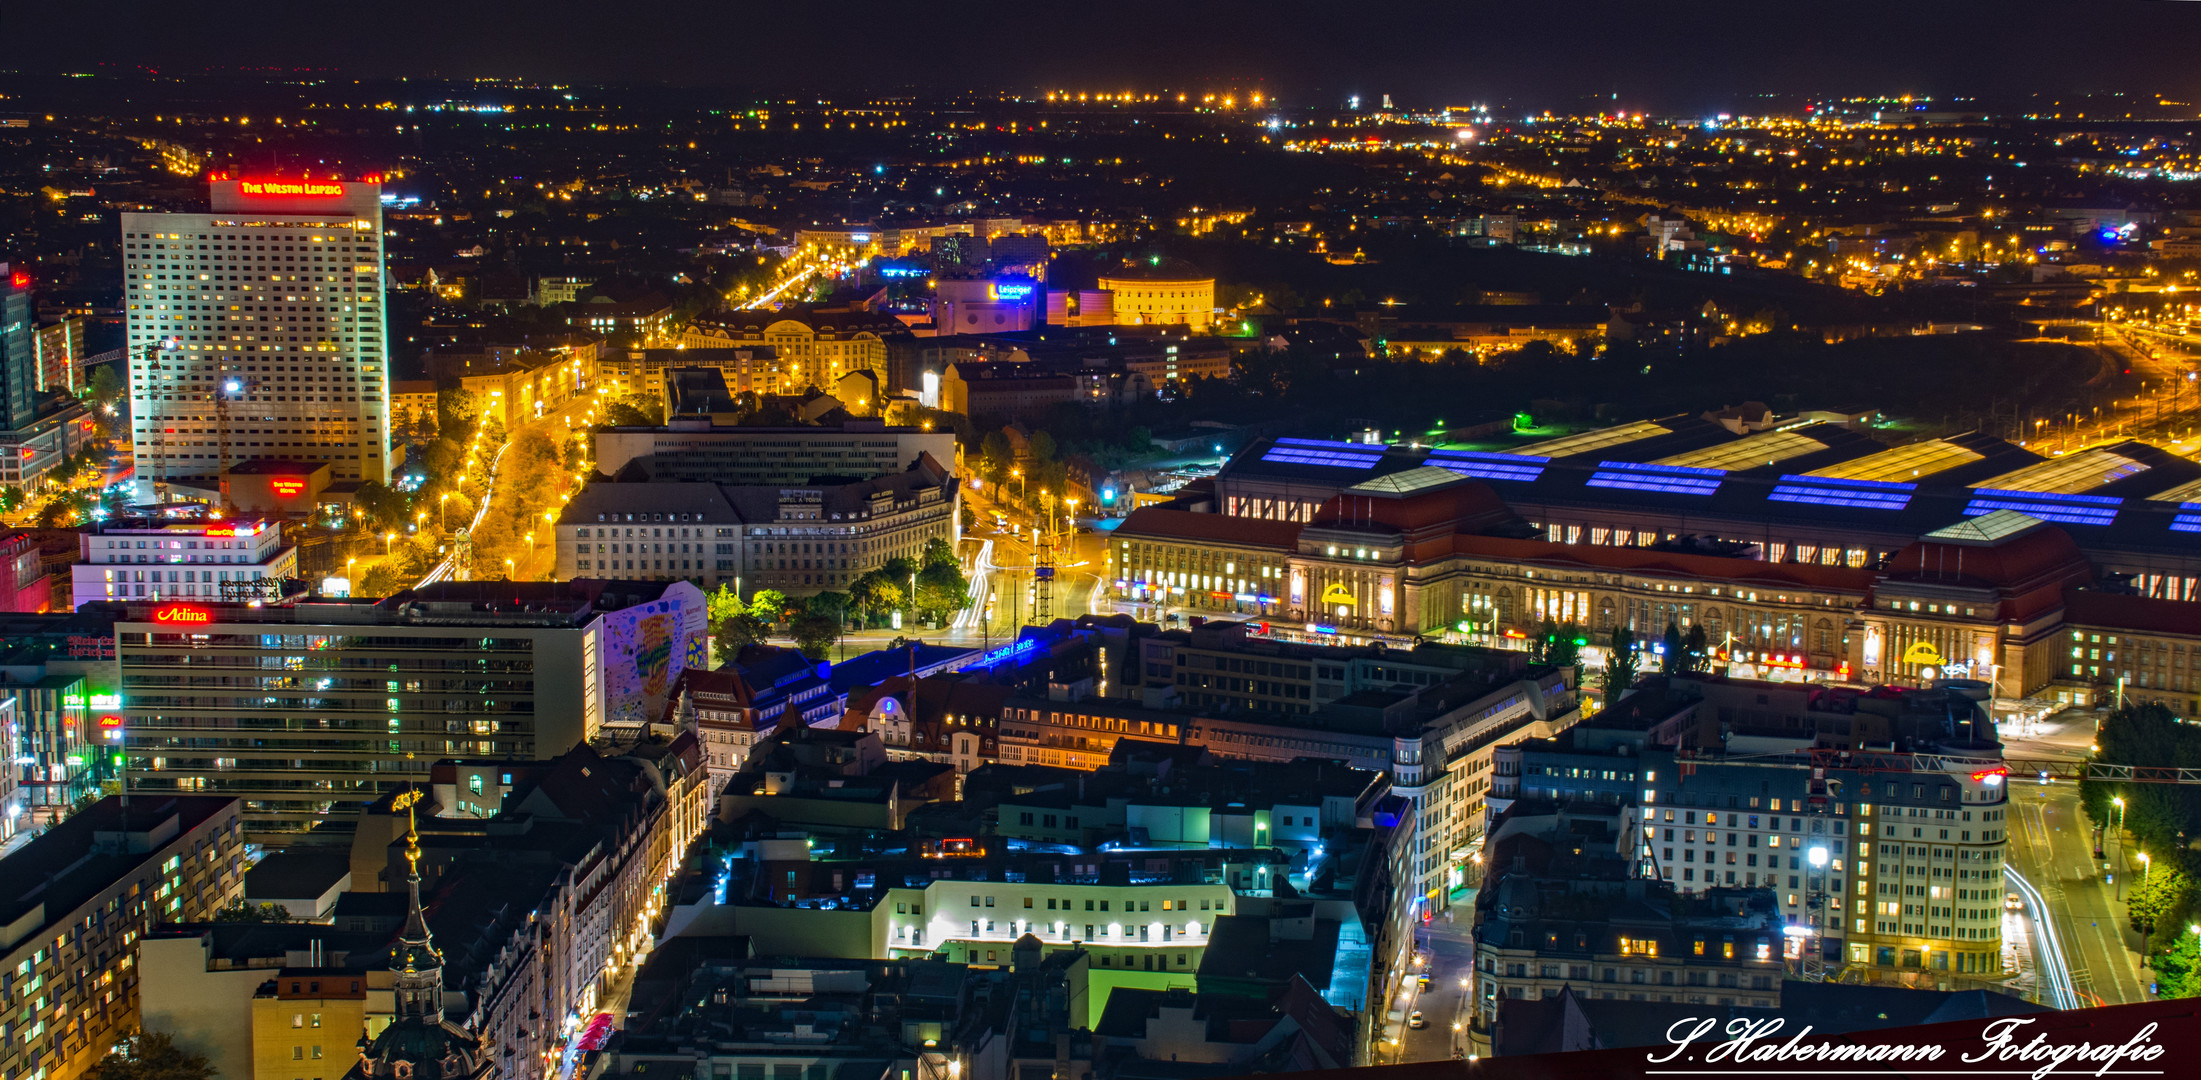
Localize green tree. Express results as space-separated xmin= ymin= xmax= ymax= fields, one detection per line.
xmin=210 ymin=900 xmax=295 ymax=923
xmin=1029 ymin=430 xmax=1057 ymax=465
xmin=92 ymin=1031 xmax=213 ymax=1080
xmin=2081 ymin=702 xmax=2201 ymax=850
xmin=36 ymin=490 xmax=94 ymax=527
xmin=1683 ymin=624 xmax=1709 ymax=673
xmin=915 ymin=562 xmax=973 ymax=623
xmin=712 ymin=612 xmax=769 ymax=665
xmin=0 ymin=485 xmax=22 ymax=515
xmin=707 ymin=582 xmax=745 ymax=624
xmin=2129 ymin=862 xmax=2189 ymax=938
xmin=2153 ymin=924 xmax=2201 ymax=999
xmin=851 ymin=575 xmax=903 ymax=625
xmin=1605 ymin=626 xmax=1639 ymax=699
xmin=437 ymin=387 xmax=482 ymax=433
xmin=747 ymin=589 xmax=789 ymax=624
xmin=358 ymin=560 xmax=410 ymax=598
xmin=87 ymin=363 xmax=124 ymax=406
xmin=790 ymin=612 xmax=840 ymax=660
xmin=1540 ymin=622 xmax=1586 ymax=672
xmin=602 ymin=395 xmax=663 ymax=427
xmin=807 ymin=591 xmax=852 ymax=625
xmin=880 ymin=556 xmax=918 ymax=592
xmin=922 ymin=536 xmax=959 ymax=570
xmin=979 ymin=431 xmax=1014 ymax=485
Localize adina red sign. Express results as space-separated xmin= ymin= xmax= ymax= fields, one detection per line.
xmin=153 ymin=604 xmax=212 ymax=624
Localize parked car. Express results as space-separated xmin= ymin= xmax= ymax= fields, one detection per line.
xmin=1408 ymin=1011 xmax=1427 ymax=1030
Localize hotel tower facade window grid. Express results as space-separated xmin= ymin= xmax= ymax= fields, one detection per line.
xmin=120 ymin=179 xmax=392 ymax=492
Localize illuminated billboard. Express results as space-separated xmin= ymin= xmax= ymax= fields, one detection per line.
xmin=236 ymin=179 xmax=347 ymax=198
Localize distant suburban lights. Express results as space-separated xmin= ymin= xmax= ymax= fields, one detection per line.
xmin=1767 ymin=474 xmax=1915 ymax=511
xmin=1585 ymin=460 xmax=1725 ymax=497
xmin=1426 ymin=449 xmax=1548 ymax=483
xmin=1963 ymin=489 xmax=2119 ymax=527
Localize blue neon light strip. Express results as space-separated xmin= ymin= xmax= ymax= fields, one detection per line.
xmin=1970 ymin=487 xmax=2121 ymax=506
xmin=1586 ymin=460 xmax=1725 ymax=497
xmin=1262 ymin=446 xmax=1384 ymax=469
xmin=1768 ymin=474 xmax=1915 ymax=511
xmin=1427 ymin=449 xmax=1549 ymax=483
xmin=1963 ymin=496 xmax=2118 ymax=527
xmin=1277 ymin=437 xmax=1390 ymax=451
xmin=2171 ymin=501 xmax=2201 ymax=534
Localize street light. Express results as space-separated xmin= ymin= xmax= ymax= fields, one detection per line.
xmin=384 ymin=531 xmax=396 ymax=556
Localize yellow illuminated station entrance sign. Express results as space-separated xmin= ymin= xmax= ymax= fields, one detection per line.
xmin=1901 ymin=642 xmax=1946 ymax=666
xmin=1319 ymin=582 xmax=1357 ymax=606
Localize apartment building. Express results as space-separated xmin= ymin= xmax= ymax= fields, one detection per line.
xmin=1471 ymin=810 xmax=1785 ymax=1037
xmin=0 ymin=795 xmax=246 ymax=1080
xmin=1492 ymin=674 xmax=2008 ymax=980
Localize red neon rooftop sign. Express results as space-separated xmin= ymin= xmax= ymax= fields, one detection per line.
xmin=153 ymin=604 xmax=212 ymax=624
xmin=237 ymin=178 xmax=346 ymax=197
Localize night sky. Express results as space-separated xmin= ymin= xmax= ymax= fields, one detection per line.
xmin=14 ymin=0 xmax=2201 ymax=110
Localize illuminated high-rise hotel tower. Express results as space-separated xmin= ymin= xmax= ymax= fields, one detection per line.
xmin=121 ymin=177 xmax=391 ymax=501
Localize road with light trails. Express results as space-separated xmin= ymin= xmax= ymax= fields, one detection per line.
xmin=738 ymin=253 xmax=854 ymax=311
xmin=950 ymin=538 xmax=996 ymax=633
xmin=2004 ymin=864 xmax=2082 ymax=1011
xmin=416 ymin=394 xmax=598 ymax=587
xmin=2008 ymin=779 xmax=2150 ymax=1007
xmin=414 ymin=433 xmax=517 ymax=586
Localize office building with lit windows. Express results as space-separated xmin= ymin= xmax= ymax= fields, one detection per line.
xmin=71 ymin=517 xmax=297 ymax=609
xmin=556 ymin=453 xmax=958 ymax=599
xmin=120 ymin=178 xmax=392 ymax=503
xmin=111 ymin=580 xmax=705 ymax=845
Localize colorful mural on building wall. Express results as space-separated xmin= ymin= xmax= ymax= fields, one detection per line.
xmin=600 ymin=585 xmax=707 ymax=727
